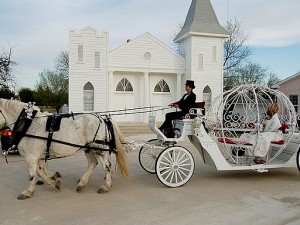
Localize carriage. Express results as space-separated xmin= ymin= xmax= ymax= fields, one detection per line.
xmin=138 ymin=84 xmax=300 ymax=188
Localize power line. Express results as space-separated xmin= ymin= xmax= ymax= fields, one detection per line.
xmin=227 ymin=0 xmax=230 ymax=21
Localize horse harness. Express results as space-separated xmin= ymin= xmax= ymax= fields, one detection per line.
xmin=11 ymin=108 xmax=118 ymax=161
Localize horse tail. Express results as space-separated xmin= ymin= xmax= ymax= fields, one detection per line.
xmin=113 ymin=122 xmax=131 ymax=180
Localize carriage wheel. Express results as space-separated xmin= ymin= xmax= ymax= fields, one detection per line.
xmin=296 ymin=147 xmax=300 ymax=172
xmin=155 ymin=146 xmax=195 ymax=188
xmin=139 ymin=139 xmax=164 ymax=174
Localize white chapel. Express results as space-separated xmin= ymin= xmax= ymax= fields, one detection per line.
xmin=68 ymin=0 xmax=229 ymax=122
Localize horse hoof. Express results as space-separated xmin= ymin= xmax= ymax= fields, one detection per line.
xmin=55 ymin=180 xmax=61 ymax=190
xmin=54 ymin=172 xmax=62 ymax=178
xmin=97 ymin=188 xmax=108 ymax=194
xmin=76 ymin=186 xmax=85 ymax=192
xmin=36 ymin=180 xmax=44 ymax=185
xmin=17 ymin=194 xmax=30 ymax=200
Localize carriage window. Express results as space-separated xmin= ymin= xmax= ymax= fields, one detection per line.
xmin=290 ymin=95 xmax=298 ymax=113
xmin=83 ymin=82 xmax=94 ymax=111
xmin=116 ymin=78 xmax=133 ymax=92
xmin=78 ymin=45 xmax=83 ymax=62
xmin=154 ymin=79 xmax=170 ymax=92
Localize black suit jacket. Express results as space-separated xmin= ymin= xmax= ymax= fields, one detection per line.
xmin=173 ymin=92 xmax=196 ymax=114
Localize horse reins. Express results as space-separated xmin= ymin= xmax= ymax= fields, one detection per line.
xmin=24 ymin=134 xmax=117 ymax=155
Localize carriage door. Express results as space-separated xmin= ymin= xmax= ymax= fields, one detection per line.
xmin=113 ymin=77 xmax=135 ymax=122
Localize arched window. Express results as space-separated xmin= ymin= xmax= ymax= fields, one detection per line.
xmin=154 ymin=79 xmax=170 ymax=92
xmin=203 ymin=86 xmax=212 ymax=108
xmin=116 ymin=78 xmax=133 ymax=92
xmin=83 ymin=82 xmax=94 ymax=111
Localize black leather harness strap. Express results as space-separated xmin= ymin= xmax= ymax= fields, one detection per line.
xmin=24 ymin=134 xmax=117 ymax=155
xmin=11 ymin=109 xmax=38 ymax=147
xmin=102 ymin=116 xmax=116 ymax=154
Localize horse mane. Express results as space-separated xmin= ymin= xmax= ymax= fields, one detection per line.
xmin=0 ymin=98 xmax=42 ymax=118
xmin=0 ymin=98 xmax=26 ymax=116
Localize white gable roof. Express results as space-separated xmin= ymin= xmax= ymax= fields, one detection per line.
xmin=109 ymin=32 xmax=185 ymax=74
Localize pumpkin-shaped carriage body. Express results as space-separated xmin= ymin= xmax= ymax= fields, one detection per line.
xmin=206 ymin=84 xmax=298 ymax=167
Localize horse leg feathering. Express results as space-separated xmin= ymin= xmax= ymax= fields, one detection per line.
xmin=36 ymin=160 xmax=61 ymax=190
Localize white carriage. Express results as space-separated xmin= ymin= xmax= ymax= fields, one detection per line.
xmin=139 ymin=84 xmax=300 ymax=187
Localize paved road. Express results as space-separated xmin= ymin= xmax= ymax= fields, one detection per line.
xmin=1 ymin=134 xmax=300 ymax=225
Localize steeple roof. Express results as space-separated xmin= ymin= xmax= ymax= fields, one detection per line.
xmin=174 ymin=0 xmax=228 ymax=42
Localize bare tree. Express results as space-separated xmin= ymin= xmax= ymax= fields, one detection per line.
xmin=266 ymin=72 xmax=281 ymax=88
xmin=237 ymin=63 xmax=268 ymax=84
xmin=55 ymin=50 xmax=69 ymax=78
xmin=0 ymin=43 xmax=17 ymax=89
xmin=224 ymin=62 xmax=268 ymax=90
xmin=223 ymin=19 xmax=252 ymax=71
xmin=171 ymin=22 xmax=184 ymax=52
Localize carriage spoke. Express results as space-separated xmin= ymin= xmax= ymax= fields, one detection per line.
xmin=166 ymin=151 xmax=174 ymax=164
xmin=177 ymin=168 xmax=187 ymax=180
xmin=144 ymin=159 xmax=155 ymax=170
xmin=170 ymin=170 xmax=175 ymax=183
xmin=177 ymin=166 xmax=192 ymax=172
xmin=176 ymin=152 xmax=186 ymax=163
xmin=178 ymin=157 xmax=190 ymax=165
xmin=163 ymin=168 xmax=174 ymax=181
xmin=139 ymin=139 xmax=161 ymax=174
xmin=175 ymin=150 xmax=181 ymax=162
xmin=159 ymin=160 xmax=172 ymax=169
xmin=159 ymin=165 xmax=172 ymax=172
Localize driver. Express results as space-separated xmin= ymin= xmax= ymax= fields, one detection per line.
xmin=159 ymin=80 xmax=196 ymax=137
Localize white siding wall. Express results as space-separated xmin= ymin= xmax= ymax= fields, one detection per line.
xmin=69 ymin=27 xmax=108 ymax=112
xmin=191 ymin=36 xmax=224 ymax=101
xmin=179 ymin=36 xmax=224 ymax=102
xmin=108 ymin=33 xmax=185 ymax=122
xmin=109 ymin=33 xmax=185 ymax=74
xmin=178 ymin=39 xmax=192 ymax=95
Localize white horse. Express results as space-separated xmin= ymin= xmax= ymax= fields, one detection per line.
xmin=0 ymin=98 xmax=130 ymax=200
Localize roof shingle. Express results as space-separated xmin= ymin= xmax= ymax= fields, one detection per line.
xmin=174 ymin=0 xmax=228 ymax=42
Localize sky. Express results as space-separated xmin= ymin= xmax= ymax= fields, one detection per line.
xmin=1 ymin=0 xmax=300 ymax=90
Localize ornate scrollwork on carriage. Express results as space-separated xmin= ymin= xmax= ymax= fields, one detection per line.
xmin=206 ymin=84 xmax=297 ymax=165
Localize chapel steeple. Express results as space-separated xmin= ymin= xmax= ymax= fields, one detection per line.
xmin=174 ymin=0 xmax=228 ymax=42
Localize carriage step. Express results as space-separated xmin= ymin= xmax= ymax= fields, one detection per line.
xmin=117 ymin=122 xmax=153 ymax=137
